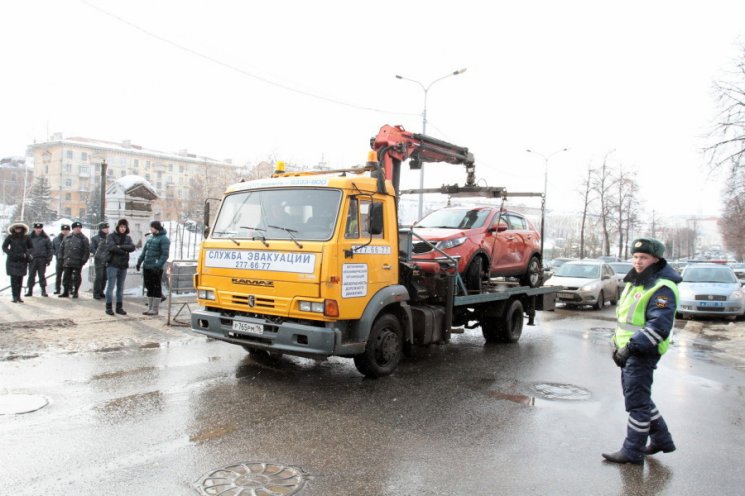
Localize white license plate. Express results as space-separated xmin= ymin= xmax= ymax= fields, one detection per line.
xmin=698 ymin=301 xmax=724 ymax=307
xmin=231 ymin=321 xmax=264 ymax=335
xmin=558 ymin=292 xmax=574 ymax=299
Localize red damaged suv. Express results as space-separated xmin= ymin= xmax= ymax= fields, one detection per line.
xmin=411 ymin=206 xmax=543 ymax=290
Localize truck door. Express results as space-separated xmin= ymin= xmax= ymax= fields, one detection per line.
xmin=339 ymin=196 xmax=397 ymax=300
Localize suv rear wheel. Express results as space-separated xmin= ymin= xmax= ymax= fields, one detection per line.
xmin=519 ymin=256 xmax=543 ymax=288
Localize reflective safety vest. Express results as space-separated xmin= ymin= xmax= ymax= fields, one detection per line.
xmin=614 ymin=278 xmax=680 ymax=355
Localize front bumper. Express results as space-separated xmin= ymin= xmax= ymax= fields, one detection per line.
xmin=190 ymin=308 xmax=365 ymax=358
xmin=678 ymin=299 xmax=744 ymax=317
xmin=555 ymin=290 xmax=599 ymax=305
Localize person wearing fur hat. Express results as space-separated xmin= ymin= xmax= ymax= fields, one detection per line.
xmin=602 ymin=238 xmax=682 ymax=465
xmin=26 ymin=222 xmax=54 ymax=297
xmin=2 ymin=222 xmax=33 ymax=303
xmin=137 ymin=220 xmax=170 ymax=316
xmin=103 ymin=218 xmax=135 ymax=316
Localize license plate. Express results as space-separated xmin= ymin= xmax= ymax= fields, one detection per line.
xmin=231 ymin=321 xmax=264 ymax=335
xmin=558 ymin=292 xmax=574 ymax=299
xmin=697 ymin=301 xmax=724 ymax=307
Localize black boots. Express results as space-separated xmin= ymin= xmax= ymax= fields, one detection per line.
xmin=644 ymin=443 xmax=676 ymax=455
xmin=115 ymin=304 xmax=127 ymax=315
xmin=24 ymin=288 xmax=33 ymax=297
xmin=41 ymin=288 xmax=48 ymax=297
xmin=58 ymin=292 xmax=69 ymax=298
xmin=601 ymin=450 xmax=644 ymax=465
xmin=105 ymin=304 xmax=115 ymax=316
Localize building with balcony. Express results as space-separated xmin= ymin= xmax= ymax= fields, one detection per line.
xmin=27 ymin=134 xmax=239 ymax=222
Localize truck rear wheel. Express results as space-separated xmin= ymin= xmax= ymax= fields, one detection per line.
xmin=481 ymin=299 xmax=524 ymax=343
xmin=354 ymin=313 xmax=403 ymax=378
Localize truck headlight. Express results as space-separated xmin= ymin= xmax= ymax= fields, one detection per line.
xmin=299 ymin=300 xmax=325 ymax=313
xmin=438 ymin=237 xmax=467 ymax=250
xmin=198 ymin=289 xmax=216 ymax=300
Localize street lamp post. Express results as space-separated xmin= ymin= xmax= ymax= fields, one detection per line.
xmin=395 ymin=68 xmax=467 ymax=219
xmin=526 ymin=147 xmax=569 ymax=257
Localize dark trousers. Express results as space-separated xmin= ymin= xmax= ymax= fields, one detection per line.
xmin=93 ymin=263 xmax=108 ymax=297
xmin=620 ymin=353 xmax=674 ymax=461
xmin=26 ymin=258 xmax=48 ymax=291
xmin=54 ymin=258 xmax=64 ymax=292
xmin=62 ymin=266 xmax=83 ymax=295
xmin=10 ymin=275 xmax=23 ymax=300
xmin=143 ymin=268 xmax=164 ymax=298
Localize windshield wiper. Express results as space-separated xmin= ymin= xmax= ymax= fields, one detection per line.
xmin=211 ymin=230 xmax=240 ymax=245
xmin=241 ymin=226 xmax=269 ymax=247
xmin=268 ymin=225 xmax=303 ymax=248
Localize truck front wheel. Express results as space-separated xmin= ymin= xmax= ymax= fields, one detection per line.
xmin=354 ymin=314 xmax=403 ymax=378
xmin=481 ymin=299 xmax=524 ymax=343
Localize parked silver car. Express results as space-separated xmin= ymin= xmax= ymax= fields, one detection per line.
xmin=609 ymin=262 xmax=633 ymax=294
xmin=677 ymin=264 xmax=745 ymax=319
xmin=545 ymin=260 xmax=619 ymax=310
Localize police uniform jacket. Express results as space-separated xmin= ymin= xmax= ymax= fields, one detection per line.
xmin=91 ymin=231 xmax=109 ymax=266
xmin=60 ymin=232 xmax=90 ymax=268
xmin=29 ymin=230 xmax=54 ymax=264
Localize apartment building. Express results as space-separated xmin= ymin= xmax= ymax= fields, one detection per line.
xmin=27 ymin=134 xmax=239 ymax=222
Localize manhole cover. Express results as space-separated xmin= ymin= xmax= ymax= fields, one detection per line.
xmin=195 ymin=462 xmax=307 ymax=495
xmin=0 ymin=394 xmax=49 ymax=415
xmin=531 ymin=383 xmax=591 ymax=401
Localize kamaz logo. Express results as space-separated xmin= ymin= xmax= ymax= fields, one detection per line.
xmin=232 ymin=278 xmax=274 ymax=287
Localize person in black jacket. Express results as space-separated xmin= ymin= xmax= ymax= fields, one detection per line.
xmin=52 ymin=224 xmax=70 ymax=294
xmin=25 ymin=222 xmax=54 ymax=297
xmin=3 ymin=222 xmax=33 ymax=303
xmin=58 ymin=221 xmax=90 ymax=298
xmin=90 ymin=222 xmax=109 ymax=300
xmin=104 ymin=218 xmax=135 ymax=316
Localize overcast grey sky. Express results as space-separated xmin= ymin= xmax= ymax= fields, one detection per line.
xmin=2 ymin=0 xmax=744 ymax=218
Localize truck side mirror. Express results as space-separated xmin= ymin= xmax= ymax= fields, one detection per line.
xmin=370 ymin=203 xmax=383 ymax=235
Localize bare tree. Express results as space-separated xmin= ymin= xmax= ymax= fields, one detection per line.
xmin=592 ymin=151 xmax=616 ymax=256
xmin=578 ymin=164 xmax=595 ymax=259
xmin=720 ymin=167 xmax=745 ymax=260
xmin=707 ymin=45 xmax=745 ymax=171
xmin=613 ymin=166 xmax=639 ymax=259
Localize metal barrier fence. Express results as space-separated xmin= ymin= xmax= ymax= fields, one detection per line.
xmin=166 ymin=260 xmax=197 ymax=326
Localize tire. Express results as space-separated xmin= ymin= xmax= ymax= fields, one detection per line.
xmin=594 ymin=291 xmax=604 ymax=310
xmin=242 ymin=346 xmax=282 ymax=361
xmin=609 ymin=289 xmax=618 ymax=306
xmin=519 ymin=256 xmax=543 ymax=288
xmin=354 ymin=313 xmax=403 ymax=378
xmin=464 ymin=257 xmax=483 ymax=293
xmin=481 ymin=299 xmax=524 ymax=343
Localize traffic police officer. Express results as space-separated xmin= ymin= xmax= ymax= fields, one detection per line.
xmin=602 ymin=238 xmax=681 ymax=465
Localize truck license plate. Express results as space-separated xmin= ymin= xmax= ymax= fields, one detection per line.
xmin=231 ymin=321 xmax=264 ymax=335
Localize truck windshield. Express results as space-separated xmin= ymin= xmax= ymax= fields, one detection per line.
xmin=211 ymin=188 xmax=342 ymax=241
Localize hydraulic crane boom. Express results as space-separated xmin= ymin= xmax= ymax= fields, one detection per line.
xmin=371 ymin=124 xmax=476 ymax=194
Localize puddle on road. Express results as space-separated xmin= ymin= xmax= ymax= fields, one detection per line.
xmin=94 ymin=390 xmax=164 ymax=421
xmin=531 ymin=383 xmax=592 ymax=401
xmin=487 ymin=390 xmax=535 ymax=405
xmin=190 ymin=425 xmax=237 ymax=443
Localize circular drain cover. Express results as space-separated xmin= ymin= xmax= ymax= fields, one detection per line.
xmin=196 ymin=462 xmax=307 ymax=495
xmin=0 ymin=394 xmax=49 ymax=415
xmin=531 ymin=383 xmax=591 ymax=401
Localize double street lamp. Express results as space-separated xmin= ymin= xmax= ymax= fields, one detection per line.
xmin=526 ymin=147 xmax=569 ymax=257
xmin=395 ymin=68 xmax=467 ymax=219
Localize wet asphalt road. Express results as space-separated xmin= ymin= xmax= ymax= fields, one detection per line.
xmin=2 ymin=306 xmax=745 ymax=495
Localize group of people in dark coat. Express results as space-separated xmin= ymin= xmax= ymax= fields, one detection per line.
xmin=4 ymin=219 xmax=169 ymax=315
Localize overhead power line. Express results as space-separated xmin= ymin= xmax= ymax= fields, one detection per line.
xmin=81 ymin=0 xmax=417 ymax=116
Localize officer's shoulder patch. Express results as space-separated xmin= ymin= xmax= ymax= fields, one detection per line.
xmin=655 ymin=295 xmax=669 ymax=308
